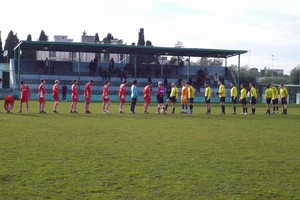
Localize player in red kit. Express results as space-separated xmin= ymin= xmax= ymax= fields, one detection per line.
xmin=118 ymin=80 xmax=127 ymax=114
xmin=52 ymin=80 xmax=60 ymax=113
xmin=84 ymin=80 xmax=93 ymax=114
xmin=38 ymin=79 xmax=46 ymax=113
xmin=4 ymin=95 xmax=14 ymax=114
xmin=70 ymin=80 xmax=78 ymax=113
xmin=143 ymin=82 xmax=152 ymax=113
xmin=19 ymin=80 xmax=30 ymax=113
xmin=102 ymin=80 xmax=111 ymax=113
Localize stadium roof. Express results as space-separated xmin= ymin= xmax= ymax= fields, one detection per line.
xmin=14 ymin=41 xmax=247 ymax=58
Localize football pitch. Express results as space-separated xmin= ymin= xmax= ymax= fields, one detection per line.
xmin=0 ymin=101 xmax=299 ymax=199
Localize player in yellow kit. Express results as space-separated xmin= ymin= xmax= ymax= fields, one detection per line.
xmin=230 ymin=82 xmax=237 ymax=115
xmin=249 ymin=83 xmax=257 ymax=115
xmin=239 ymin=83 xmax=247 ymax=115
xmin=204 ymin=81 xmax=212 ymax=114
xmin=180 ymin=80 xmax=188 ymax=114
xmin=265 ymin=84 xmax=272 ymax=115
xmin=217 ymin=80 xmax=226 ymax=114
xmin=270 ymin=84 xmax=279 ymax=114
xmin=165 ymin=82 xmax=178 ymax=114
xmin=187 ymin=82 xmax=195 ymax=114
xmin=279 ymin=83 xmax=288 ymax=115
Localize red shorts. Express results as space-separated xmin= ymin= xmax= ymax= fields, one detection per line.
xmin=53 ymin=95 xmax=59 ymax=101
xmin=119 ymin=98 xmax=125 ymax=103
xmin=39 ymin=97 xmax=45 ymax=103
xmin=72 ymin=96 xmax=78 ymax=102
xmin=20 ymin=96 xmax=29 ymax=103
xmin=144 ymin=97 xmax=150 ymax=104
xmin=103 ymin=97 xmax=110 ymax=103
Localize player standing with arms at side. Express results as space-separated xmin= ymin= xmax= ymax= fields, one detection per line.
xmin=279 ymin=83 xmax=288 ymax=115
xmin=156 ymin=81 xmax=165 ymax=114
xmin=239 ymin=83 xmax=247 ymax=115
xmin=4 ymin=95 xmax=14 ymax=114
xmin=102 ymin=80 xmax=111 ymax=113
xmin=270 ymin=84 xmax=279 ymax=114
xmin=230 ymin=82 xmax=237 ymax=115
xmin=180 ymin=80 xmax=188 ymax=114
xmin=130 ymin=80 xmax=138 ymax=114
xmin=19 ymin=80 xmax=30 ymax=113
xmin=165 ymin=82 xmax=178 ymax=114
xmin=52 ymin=80 xmax=60 ymax=113
xmin=143 ymin=82 xmax=151 ymax=113
xmin=187 ymin=82 xmax=195 ymax=114
xmin=265 ymin=84 xmax=272 ymax=115
xmin=217 ymin=80 xmax=226 ymax=115
xmin=38 ymin=79 xmax=46 ymax=113
xmin=249 ymin=83 xmax=257 ymax=115
xmin=70 ymin=80 xmax=78 ymax=113
xmin=204 ymin=81 xmax=212 ymax=114
xmin=118 ymin=80 xmax=127 ymax=114
xmin=84 ymin=80 xmax=93 ymax=114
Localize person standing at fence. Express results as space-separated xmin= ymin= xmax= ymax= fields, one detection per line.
xmin=143 ymin=82 xmax=151 ymax=113
xmin=70 ymin=80 xmax=78 ymax=113
xmin=279 ymin=83 xmax=288 ymax=115
xmin=119 ymin=80 xmax=127 ymax=114
xmin=204 ymin=81 xmax=212 ymax=114
xmin=130 ymin=80 xmax=138 ymax=114
xmin=84 ymin=80 xmax=93 ymax=114
xmin=19 ymin=80 xmax=30 ymax=113
xmin=102 ymin=80 xmax=111 ymax=113
xmin=239 ymin=83 xmax=247 ymax=115
xmin=217 ymin=80 xmax=226 ymax=115
xmin=62 ymin=84 xmax=68 ymax=102
xmin=230 ymin=82 xmax=237 ymax=115
xmin=38 ymin=79 xmax=46 ymax=113
xmin=249 ymin=83 xmax=257 ymax=115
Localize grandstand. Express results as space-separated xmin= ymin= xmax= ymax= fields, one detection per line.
xmin=9 ymin=41 xmax=247 ymax=102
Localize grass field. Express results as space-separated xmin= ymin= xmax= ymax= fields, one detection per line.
xmin=0 ymin=101 xmax=299 ymax=199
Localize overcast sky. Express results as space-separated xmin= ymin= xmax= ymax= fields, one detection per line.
xmin=1 ymin=0 xmax=300 ymax=74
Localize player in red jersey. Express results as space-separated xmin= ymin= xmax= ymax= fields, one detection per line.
xmin=118 ymin=80 xmax=127 ymax=114
xmin=70 ymin=80 xmax=78 ymax=113
xmin=19 ymin=80 xmax=30 ymax=113
xmin=38 ymin=79 xmax=46 ymax=113
xmin=102 ymin=80 xmax=111 ymax=113
xmin=84 ymin=80 xmax=93 ymax=114
xmin=52 ymin=80 xmax=60 ymax=113
xmin=143 ymin=82 xmax=152 ymax=113
xmin=4 ymin=95 xmax=14 ymax=114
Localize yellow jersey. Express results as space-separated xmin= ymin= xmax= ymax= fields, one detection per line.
xmin=170 ymin=86 xmax=178 ymax=99
xmin=265 ymin=88 xmax=272 ymax=99
xmin=280 ymin=87 xmax=288 ymax=98
xmin=250 ymin=87 xmax=257 ymax=99
xmin=218 ymin=84 xmax=225 ymax=97
xmin=205 ymin=86 xmax=211 ymax=100
xmin=271 ymin=86 xmax=278 ymax=100
xmin=240 ymin=88 xmax=247 ymax=100
xmin=230 ymin=86 xmax=237 ymax=98
xmin=188 ymin=86 xmax=195 ymax=98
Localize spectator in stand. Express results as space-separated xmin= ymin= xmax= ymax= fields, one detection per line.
xmin=204 ymin=68 xmax=210 ymax=83
xmin=108 ymin=58 xmax=114 ymax=81
xmin=38 ymin=59 xmax=44 ymax=75
xmin=62 ymin=84 xmax=68 ymax=102
xmin=88 ymin=60 xmax=94 ymax=76
xmin=93 ymin=58 xmax=98 ymax=76
xmin=214 ymin=73 xmax=219 ymax=88
xmin=50 ymin=64 xmax=55 ymax=75
xmin=45 ymin=58 xmax=49 ymax=74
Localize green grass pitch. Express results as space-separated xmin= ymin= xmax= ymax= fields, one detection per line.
xmin=0 ymin=101 xmax=299 ymax=199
